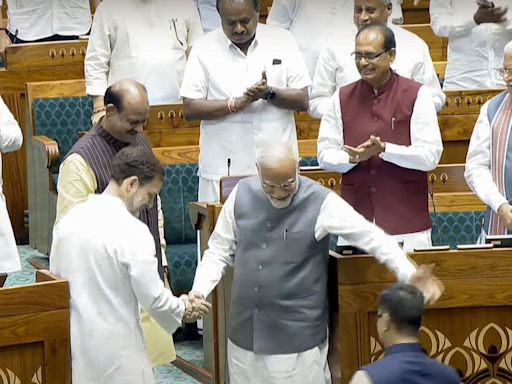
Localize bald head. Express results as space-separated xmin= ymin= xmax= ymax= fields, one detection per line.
xmin=103 ymin=80 xmax=150 ymax=145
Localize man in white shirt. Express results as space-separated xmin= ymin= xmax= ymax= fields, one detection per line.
xmin=189 ymin=140 xmax=443 ymax=384
xmin=0 ymin=96 xmax=22 ymax=287
xmin=180 ymin=0 xmax=310 ymax=203
xmin=1 ymin=0 xmax=95 ymax=43
xmin=51 ymin=146 xmax=210 ymax=384
xmin=317 ymin=25 xmax=443 ymax=252
xmin=430 ymin=0 xmax=512 ymax=90
xmin=266 ymin=0 xmax=405 ymax=80
xmin=465 ymin=41 xmax=512 ymax=236
xmin=85 ymin=0 xmax=203 ymax=120
xmin=310 ymin=0 xmax=444 ymax=118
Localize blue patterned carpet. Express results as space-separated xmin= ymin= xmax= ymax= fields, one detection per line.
xmin=7 ymin=246 xmax=202 ymax=384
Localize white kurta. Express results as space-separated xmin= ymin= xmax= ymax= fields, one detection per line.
xmin=465 ymin=99 xmax=509 ymax=213
xmin=0 ymin=96 xmax=22 ymax=274
xmin=2 ymin=0 xmax=92 ymax=41
xmin=193 ymin=0 xmax=220 ymax=33
xmin=50 ymin=194 xmax=185 ymax=384
xmin=192 ymin=184 xmax=416 ymax=384
xmin=430 ymin=0 xmax=512 ymax=90
xmin=180 ymin=24 xmax=310 ymax=182
xmin=266 ymin=0 xmax=405 ymax=80
xmin=85 ymin=0 xmax=203 ymax=105
xmin=310 ymin=24 xmax=445 ymax=118
xmin=317 ymin=85 xmax=443 ymax=246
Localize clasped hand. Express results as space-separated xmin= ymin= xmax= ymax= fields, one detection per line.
xmin=180 ymin=291 xmax=212 ymax=323
xmin=474 ymin=0 xmax=508 ymax=24
xmin=343 ymin=135 xmax=385 ymax=163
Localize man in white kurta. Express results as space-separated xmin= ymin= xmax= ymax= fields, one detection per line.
xmin=1 ymin=0 xmax=94 ymax=43
xmin=85 ymin=0 xmax=203 ymax=120
xmin=430 ymin=0 xmax=512 ymax=90
xmin=0 ymin=96 xmax=22 ymax=283
xmin=309 ymin=0 xmax=444 ymax=118
xmin=180 ymin=0 xmax=310 ymax=203
xmin=189 ymin=141 xmax=443 ymax=384
xmin=465 ymin=42 xmax=512 ymax=235
xmin=50 ymin=147 xmax=209 ymax=384
xmin=266 ymin=0 xmax=406 ymax=79
xmin=194 ymin=0 xmax=221 ymax=33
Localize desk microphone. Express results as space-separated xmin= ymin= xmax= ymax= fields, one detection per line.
xmin=428 ymin=185 xmax=445 ymax=246
xmin=227 ymin=158 xmax=231 ymax=176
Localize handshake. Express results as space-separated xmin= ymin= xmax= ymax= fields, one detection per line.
xmin=179 ymin=291 xmax=212 ymax=323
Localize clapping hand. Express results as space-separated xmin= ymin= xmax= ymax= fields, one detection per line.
xmin=474 ymin=0 xmax=508 ymax=24
xmin=244 ymin=71 xmax=268 ymax=101
xmin=408 ymin=263 xmax=444 ymax=305
xmin=180 ymin=292 xmax=212 ymax=323
xmin=343 ymin=135 xmax=385 ymax=163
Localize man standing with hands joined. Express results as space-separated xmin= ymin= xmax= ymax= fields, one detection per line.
xmin=318 ymin=25 xmax=443 ymax=252
xmin=180 ymin=0 xmax=310 ymax=203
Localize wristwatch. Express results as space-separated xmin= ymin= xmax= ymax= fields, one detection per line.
xmin=265 ymin=87 xmax=277 ymax=101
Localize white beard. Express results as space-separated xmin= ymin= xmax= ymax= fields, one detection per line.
xmin=268 ymin=195 xmax=294 ymax=209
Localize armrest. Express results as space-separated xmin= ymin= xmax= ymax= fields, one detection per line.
xmin=32 ymin=135 xmax=60 ymax=169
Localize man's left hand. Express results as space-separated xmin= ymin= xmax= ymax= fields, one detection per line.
xmin=344 ymin=135 xmax=385 ymax=163
xmin=408 ymin=263 xmax=444 ymax=305
xmin=244 ymin=71 xmax=268 ymax=101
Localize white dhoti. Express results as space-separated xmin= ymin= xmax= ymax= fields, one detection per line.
xmin=228 ymin=338 xmax=331 ymax=384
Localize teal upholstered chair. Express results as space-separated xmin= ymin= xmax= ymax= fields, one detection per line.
xmin=28 ymin=94 xmax=92 ymax=255
xmin=160 ymin=163 xmax=200 ymax=295
xmin=430 ymin=211 xmax=485 ymax=249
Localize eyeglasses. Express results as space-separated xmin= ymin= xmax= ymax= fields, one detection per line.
xmin=351 ymin=50 xmax=390 ymax=62
xmin=261 ymin=176 xmax=297 ymax=189
xmin=497 ymin=67 xmax=512 ymax=77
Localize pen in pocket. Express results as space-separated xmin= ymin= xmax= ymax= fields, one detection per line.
xmin=391 ymin=117 xmax=396 ymax=130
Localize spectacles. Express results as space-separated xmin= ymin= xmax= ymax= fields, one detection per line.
xmin=351 ymin=50 xmax=390 ymax=62
xmin=261 ymin=176 xmax=297 ymax=189
xmin=497 ymin=67 xmax=512 ymax=77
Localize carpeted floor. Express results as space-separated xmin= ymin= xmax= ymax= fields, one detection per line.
xmin=7 ymin=246 xmax=203 ymax=384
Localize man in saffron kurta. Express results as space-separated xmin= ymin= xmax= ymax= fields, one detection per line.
xmin=465 ymin=41 xmax=512 ymax=236
xmin=317 ymin=25 xmax=443 ymax=252
xmin=55 ymin=79 xmax=175 ymax=365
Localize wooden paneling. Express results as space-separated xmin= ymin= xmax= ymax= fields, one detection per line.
xmin=5 ymin=40 xmax=88 ymax=70
xmin=0 ymin=270 xmax=70 ymax=384
xmin=402 ymin=0 xmax=431 ymax=24
xmin=335 ymin=248 xmax=512 ymax=383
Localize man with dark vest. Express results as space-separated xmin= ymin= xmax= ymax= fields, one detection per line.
xmin=348 ymin=284 xmax=459 ymax=384
xmin=55 ymin=79 xmax=176 ymax=365
xmin=189 ymin=140 xmax=444 ymax=384
xmin=465 ymin=41 xmax=512 ymax=236
xmin=317 ymin=24 xmax=443 ymax=252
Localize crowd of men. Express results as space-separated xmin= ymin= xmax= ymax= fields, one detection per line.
xmin=1 ymin=0 xmax=512 ymax=383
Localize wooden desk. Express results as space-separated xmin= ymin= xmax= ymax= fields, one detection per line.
xmin=0 ymin=270 xmax=70 ymax=383
xmin=401 ymin=0 xmax=430 ymax=24
xmin=335 ymin=248 xmax=512 ymax=383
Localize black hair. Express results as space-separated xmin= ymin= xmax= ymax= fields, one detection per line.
xmin=110 ymin=146 xmax=164 ymax=186
xmin=104 ymin=84 xmax=124 ymax=112
xmin=216 ymin=0 xmax=259 ymax=12
xmin=356 ymin=24 xmax=396 ymax=51
xmin=379 ymin=283 xmax=424 ymax=337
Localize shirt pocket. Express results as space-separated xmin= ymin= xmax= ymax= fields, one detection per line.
xmin=265 ymin=59 xmax=287 ymax=89
xmin=389 ymin=118 xmax=412 ymax=145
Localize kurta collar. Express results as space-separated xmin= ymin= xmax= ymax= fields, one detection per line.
xmin=222 ymin=24 xmax=260 ymax=55
xmin=384 ymin=343 xmax=423 ymax=357
xmin=365 ymin=70 xmax=398 ymax=96
xmin=96 ymin=126 xmax=130 ymax=152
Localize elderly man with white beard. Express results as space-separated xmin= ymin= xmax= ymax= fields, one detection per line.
xmin=189 ymin=140 xmax=444 ymax=384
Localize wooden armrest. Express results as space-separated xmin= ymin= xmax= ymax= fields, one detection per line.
xmin=32 ymin=135 xmax=60 ymax=168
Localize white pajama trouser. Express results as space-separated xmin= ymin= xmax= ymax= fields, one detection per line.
xmin=228 ymin=337 xmax=331 ymax=384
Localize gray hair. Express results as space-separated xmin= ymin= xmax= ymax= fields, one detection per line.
xmin=505 ymin=40 xmax=512 ymax=55
xmin=255 ymin=139 xmax=299 ymax=168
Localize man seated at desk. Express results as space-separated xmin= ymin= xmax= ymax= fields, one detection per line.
xmin=317 ymin=24 xmax=443 ymax=252
xmin=348 ymin=284 xmax=459 ymax=384
xmin=189 ymin=140 xmax=443 ymax=384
